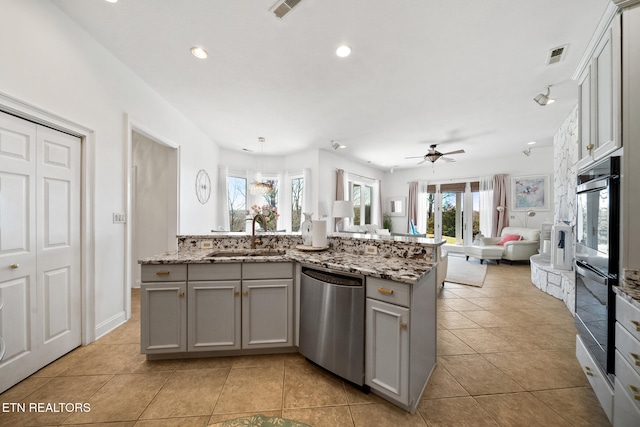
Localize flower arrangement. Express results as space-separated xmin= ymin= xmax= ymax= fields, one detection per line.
xmin=251 ymin=204 xmax=279 ymax=231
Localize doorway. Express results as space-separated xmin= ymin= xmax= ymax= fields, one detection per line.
xmin=130 ymin=131 xmax=178 ymax=289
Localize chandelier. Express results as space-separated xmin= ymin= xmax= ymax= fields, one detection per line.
xmin=250 ymin=137 xmax=274 ymax=195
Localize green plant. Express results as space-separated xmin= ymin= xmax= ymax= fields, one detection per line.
xmin=383 ymin=214 xmax=393 ymax=231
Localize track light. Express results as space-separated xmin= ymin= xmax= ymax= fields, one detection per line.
xmin=331 ymin=141 xmax=346 ymax=150
xmin=534 ymin=86 xmax=555 ymax=106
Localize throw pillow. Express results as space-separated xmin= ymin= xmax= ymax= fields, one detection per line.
xmin=498 ymin=234 xmax=521 ymax=246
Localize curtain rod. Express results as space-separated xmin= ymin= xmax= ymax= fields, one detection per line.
xmin=405 ymin=173 xmax=499 ymax=184
xmin=337 ymin=169 xmax=375 ymax=181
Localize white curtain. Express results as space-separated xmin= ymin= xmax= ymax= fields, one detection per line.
xmin=372 ymin=179 xmax=382 ymax=226
xmin=408 ymin=181 xmax=418 ymax=232
xmin=479 ymin=175 xmax=493 ymax=237
xmin=218 ymin=166 xmax=230 ymax=231
xmin=280 ymin=172 xmax=292 ymax=232
xmin=417 ymin=182 xmax=428 ymax=235
xmin=302 ymin=168 xmax=312 ymax=216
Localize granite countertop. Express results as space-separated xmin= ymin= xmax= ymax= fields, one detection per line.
xmin=614 ymin=268 xmax=640 ymax=309
xmin=139 ymin=248 xmax=435 ymax=285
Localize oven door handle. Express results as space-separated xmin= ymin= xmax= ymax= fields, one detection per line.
xmin=577 ymin=177 xmax=608 ymax=194
xmin=575 ymin=260 xmax=609 ymax=285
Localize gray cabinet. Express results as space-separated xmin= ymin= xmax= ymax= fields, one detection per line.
xmin=140 ymin=264 xmax=187 ymax=354
xmin=364 ymin=272 xmax=436 ymax=413
xmin=242 ymin=263 xmax=294 ymax=349
xmin=140 ymin=262 xmax=293 ymax=355
xmin=366 ymin=297 xmax=409 ymax=404
xmin=187 ymin=264 xmax=241 ymax=351
xmin=575 ymin=5 xmax=621 ymax=170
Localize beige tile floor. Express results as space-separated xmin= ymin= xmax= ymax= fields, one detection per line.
xmin=0 ymin=261 xmax=612 ymax=426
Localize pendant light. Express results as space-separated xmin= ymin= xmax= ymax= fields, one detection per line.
xmin=250 ymin=137 xmax=274 ymax=195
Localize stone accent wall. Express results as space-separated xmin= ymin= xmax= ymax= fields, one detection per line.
xmin=531 ymin=106 xmax=579 ymax=313
xmin=531 ymin=256 xmax=576 ymax=314
xmin=553 ymin=105 xmax=578 ymax=224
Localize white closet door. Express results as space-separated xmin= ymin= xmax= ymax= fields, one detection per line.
xmin=36 ymin=125 xmax=81 ymax=363
xmin=0 ymin=112 xmax=38 ymax=392
xmin=0 ymin=111 xmax=81 ymax=393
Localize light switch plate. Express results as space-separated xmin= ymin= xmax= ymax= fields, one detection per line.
xmin=365 ymin=245 xmax=378 ymax=255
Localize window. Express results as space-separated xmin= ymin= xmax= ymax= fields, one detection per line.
xmin=351 ymin=182 xmax=372 ymax=225
xmin=291 ymin=177 xmax=304 ymax=232
xmin=227 ymin=176 xmax=247 ymax=232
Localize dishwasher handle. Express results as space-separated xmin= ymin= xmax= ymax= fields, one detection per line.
xmin=302 ymin=267 xmax=363 ymax=287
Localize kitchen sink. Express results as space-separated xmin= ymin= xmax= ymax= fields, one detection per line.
xmin=206 ymin=249 xmax=286 ymax=258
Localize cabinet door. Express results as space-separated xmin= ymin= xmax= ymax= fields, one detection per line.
xmin=188 ymin=281 xmax=241 ymax=351
xmin=577 ymin=64 xmax=594 ymax=170
xmin=242 ymin=279 xmax=293 ymax=348
xmin=141 ymin=282 xmax=186 ymax=354
xmin=593 ymin=16 xmax=621 ymax=160
xmin=365 ymin=298 xmax=409 ymax=405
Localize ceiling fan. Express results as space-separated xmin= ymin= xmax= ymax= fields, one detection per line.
xmin=406 ymin=144 xmax=466 ymax=164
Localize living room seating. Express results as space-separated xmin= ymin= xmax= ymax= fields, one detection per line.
xmin=465 ymin=226 xmax=541 ymax=264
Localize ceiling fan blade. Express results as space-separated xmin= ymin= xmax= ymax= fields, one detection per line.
xmin=440 ymin=156 xmax=456 ymax=162
xmin=405 ymin=155 xmax=425 ymax=159
xmin=417 ymin=159 xmax=428 ymax=165
xmin=441 ymin=149 xmax=465 ymax=156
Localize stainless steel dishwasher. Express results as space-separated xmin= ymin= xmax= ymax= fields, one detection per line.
xmin=299 ymin=266 xmax=365 ymax=386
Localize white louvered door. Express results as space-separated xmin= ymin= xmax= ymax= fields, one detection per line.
xmin=0 ymin=111 xmax=81 ymax=393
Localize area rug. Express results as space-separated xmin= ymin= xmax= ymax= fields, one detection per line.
xmin=208 ymin=414 xmax=312 ymax=427
xmin=445 ymin=255 xmax=488 ymax=287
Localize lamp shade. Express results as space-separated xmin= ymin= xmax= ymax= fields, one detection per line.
xmin=332 ymin=200 xmax=353 ymax=218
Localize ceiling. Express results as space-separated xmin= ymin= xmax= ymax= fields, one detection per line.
xmin=52 ymin=0 xmax=610 ymax=170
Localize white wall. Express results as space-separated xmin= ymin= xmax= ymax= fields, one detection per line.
xmin=383 ymin=146 xmax=555 ymax=232
xmin=0 ymin=0 xmax=219 ymax=338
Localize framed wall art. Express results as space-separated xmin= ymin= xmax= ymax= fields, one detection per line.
xmin=511 ymin=174 xmax=550 ymax=211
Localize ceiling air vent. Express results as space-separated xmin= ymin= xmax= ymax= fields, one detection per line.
xmin=547 ymin=44 xmax=568 ymax=65
xmin=270 ymin=0 xmax=303 ymax=19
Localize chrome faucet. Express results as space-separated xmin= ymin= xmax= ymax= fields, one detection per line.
xmin=251 ymin=214 xmax=266 ymax=249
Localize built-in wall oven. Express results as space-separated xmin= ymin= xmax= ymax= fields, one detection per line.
xmin=575 ymin=156 xmax=620 ymax=383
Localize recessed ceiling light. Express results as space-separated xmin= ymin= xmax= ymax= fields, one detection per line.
xmin=190 ymin=47 xmax=208 ymax=59
xmin=336 ymin=45 xmax=351 ymax=58
xmin=528 ymin=141 xmax=537 ymax=145
xmin=105 ymin=0 xmax=118 ymax=3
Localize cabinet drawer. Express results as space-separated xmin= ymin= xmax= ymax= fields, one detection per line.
xmin=615 ymin=349 xmax=640 ymax=414
xmin=188 ymin=263 xmax=241 ymax=281
xmin=366 ymin=277 xmax=410 ymax=308
xmin=242 ymin=262 xmax=292 ymax=280
xmin=141 ymin=264 xmax=187 ymax=282
xmin=614 ymin=377 xmax=640 ymax=427
xmin=616 ymin=322 xmax=640 ymax=377
xmin=617 ymin=295 xmax=640 ymax=342
xmin=576 ymin=335 xmax=613 ymax=421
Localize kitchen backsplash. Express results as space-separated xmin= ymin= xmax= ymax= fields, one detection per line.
xmin=177 ymin=233 xmax=441 ymax=262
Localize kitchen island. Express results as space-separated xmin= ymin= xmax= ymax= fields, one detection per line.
xmin=139 ymin=233 xmax=443 ymax=413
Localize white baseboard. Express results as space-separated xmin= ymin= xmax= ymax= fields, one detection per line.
xmin=94 ymin=310 xmax=127 ymax=341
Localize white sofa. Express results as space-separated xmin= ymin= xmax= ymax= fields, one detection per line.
xmin=437 ymin=248 xmax=448 ymax=286
xmin=466 ymin=226 xmax=540 ymax=264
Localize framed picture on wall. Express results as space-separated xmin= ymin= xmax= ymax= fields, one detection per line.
xmin=511 ymin=174 xmax=550 ymax=211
